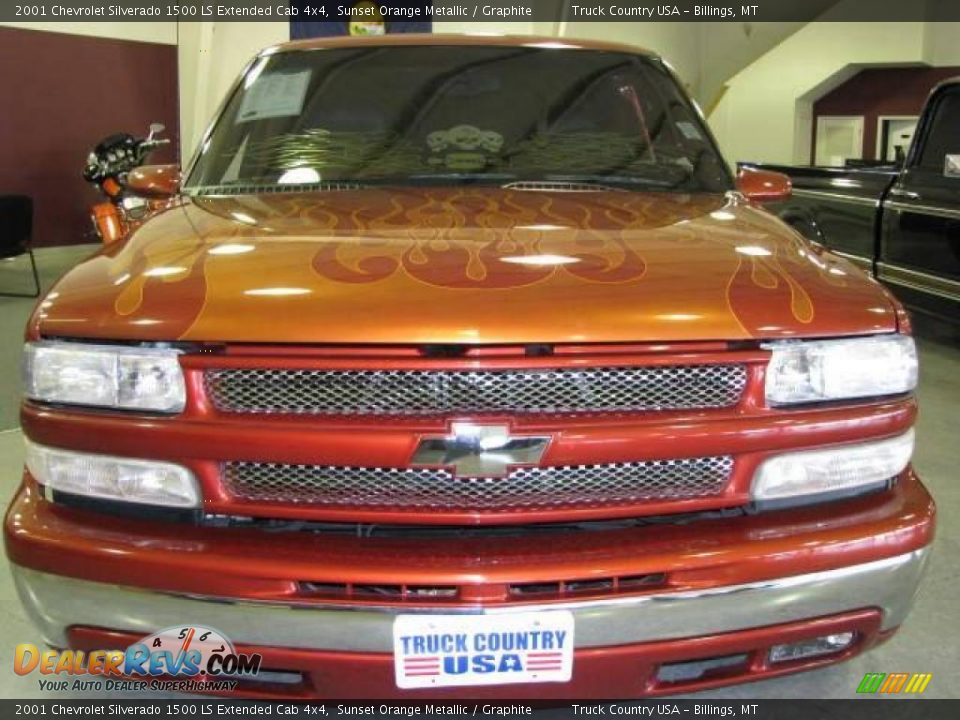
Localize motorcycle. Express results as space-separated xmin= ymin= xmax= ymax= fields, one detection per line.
xmin=83 ymin=122 xmax=172 ymax=245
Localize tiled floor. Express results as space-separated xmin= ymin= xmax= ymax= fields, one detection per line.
xmin=0 ymin=245 xmax=957 ymax=699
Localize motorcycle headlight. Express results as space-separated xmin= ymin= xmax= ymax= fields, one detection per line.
xmin=23 ymin=341 xmax=185 ymax=413
xmin=765 ymin=335 xmax=917 ymax=406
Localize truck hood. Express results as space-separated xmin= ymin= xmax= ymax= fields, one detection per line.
xmin=36 ymin=187 xmax=898 ymax=345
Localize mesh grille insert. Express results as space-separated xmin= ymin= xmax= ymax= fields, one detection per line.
xmin=222 ymin=456 xmax=733 ymax=510
xmin=205 ymin=364 xmax=747 ymax=416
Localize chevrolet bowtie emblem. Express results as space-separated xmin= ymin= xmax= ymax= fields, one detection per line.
xmin=411 ymin=423 xmax=550 ymax=478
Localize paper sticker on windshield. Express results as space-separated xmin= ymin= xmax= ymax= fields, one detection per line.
xmin=237 ymin=71 xmax=311 ymax=123
xmin=676 ymin=121 xmax=704 ymax=141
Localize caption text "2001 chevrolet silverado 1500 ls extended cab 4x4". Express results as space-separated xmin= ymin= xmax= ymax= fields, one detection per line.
xmin=6 ymin=35 xmax=934 ymax=699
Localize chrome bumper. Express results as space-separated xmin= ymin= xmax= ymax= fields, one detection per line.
xmin=11 ymin=548 xmax=930 ymax=652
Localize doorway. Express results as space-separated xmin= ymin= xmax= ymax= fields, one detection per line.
xmin=877 ymin=116 xmax=919 ymax=164
xmin=815 ymin=115 xmax=864 ymax=167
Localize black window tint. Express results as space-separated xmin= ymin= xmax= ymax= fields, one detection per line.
xmin=918 ymin=89 xmax=960 ymax=172
xmin=186 ymin=45 xmax=731 ymax=194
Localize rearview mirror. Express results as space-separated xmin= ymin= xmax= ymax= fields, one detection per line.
xmin=125 ymin=164 xmax=180 ymax=198
xmin=147 ymin=123 xmax=166 ymax=141
xmin=736 ymin=167 xmax=792 ymax=203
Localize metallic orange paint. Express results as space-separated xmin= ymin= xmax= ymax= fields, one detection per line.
xmin=736 ymin=167 xmax=793 ymax=203
xmin=32 ymin=188 xmax=899 ymax=345
xmin=8 ymin=35 xmax=934 ymax=699
xmin=125 ymin=164 xmax=180 ymax=198
xmin=90 ymin=201 xmax=124 ymax=246
xmin=19 ymin=357 xmax=916 ymax=525
xmin=5 ymin=472 xmax=934 ymax=605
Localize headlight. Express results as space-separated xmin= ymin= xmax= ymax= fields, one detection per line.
xmin=25 ymin=440 xmax=200 ymax=508
xmin=23 ymin=341 xmax=185 ymax=413
xmin=751 ymin=430 xmax=914 ymax=501
xmin=765 ymin=335 xmax=917 ymax=406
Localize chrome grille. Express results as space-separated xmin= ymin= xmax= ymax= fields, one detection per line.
xmin=205 ymin=364 xmax=747 ymax=416
xmin=222 ymin=456 xmax=733 ymax=510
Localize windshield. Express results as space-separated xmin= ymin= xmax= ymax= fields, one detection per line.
xmin=186 ymin=45 xmax=731 ymax=194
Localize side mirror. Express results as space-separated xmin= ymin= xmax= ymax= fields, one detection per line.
xmin=736 ymin=167 xmax=792 ymax=203
xmin=125 ymin=164 xmax=180 ymax=198
xmin=147 ymin=122 xmax=166 ymax=141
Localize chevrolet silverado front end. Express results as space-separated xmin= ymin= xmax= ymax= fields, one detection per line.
xmin=5 ymin=35 xmax=934 ymax=699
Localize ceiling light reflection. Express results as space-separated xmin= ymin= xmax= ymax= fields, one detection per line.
xmin=656 ymin=313 xmax=701 ymax=322
xmin=516 ymin=224 xmax=567 ymax=231
xmin=523 ymin=42 xmax=576 ymax=49
xmin=501 ymin=254 xmax=580 ymax=267
xmin=231 ymin=212 xmax=257 ymax=225
xmin=735 ymin=246 xmax=772 ymax=257
xmin=209 ymin=244 xmax=255 ymax=256
xmin=143 ymin=266 xmax=185 ymax=278
xmin=278 ymin=167 xmax=321 ymax=184
xmin=243 ymin=287 xmax=311 ymax=297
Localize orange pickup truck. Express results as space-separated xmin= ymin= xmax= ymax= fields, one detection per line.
xmin=6 ymin=35 xmax=933 ymax=699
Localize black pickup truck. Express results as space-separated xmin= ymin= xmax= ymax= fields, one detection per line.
xmin=747 ymin=77 xmax=960 ymax=322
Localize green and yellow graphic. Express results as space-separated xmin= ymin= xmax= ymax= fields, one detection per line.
xmin=857 ymin=672 xmax=932 ymax=694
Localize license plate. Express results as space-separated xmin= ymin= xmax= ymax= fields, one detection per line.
xmin=393 ymin=611 xmax=574 ymax=689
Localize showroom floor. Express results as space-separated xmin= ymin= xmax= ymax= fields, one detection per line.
xmin=0 ymin=244 xmax=957 ymax=700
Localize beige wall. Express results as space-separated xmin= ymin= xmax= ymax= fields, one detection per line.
xmin=713 ymin=22 xmax=926 ymax=165
xmin=178 ymin=21 xmax=289 ymax=161
xmin=697 ymin=22 xmax=808 ymax=108
xmin=707 ymin=0 xmax=960 ymax=167
xmin=560 ymin=22 xmax=702 ymax=98
xmin=708 ymin=19 xmax=933 ymax=166
xmin=923 ymin=21 xmax=960 ymax=66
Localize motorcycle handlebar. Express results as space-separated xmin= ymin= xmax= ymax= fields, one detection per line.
xmin=139 ymin=138 xmax=171 ymax=151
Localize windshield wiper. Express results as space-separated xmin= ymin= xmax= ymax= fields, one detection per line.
xmin=399 ymin=172 xmax=518 ymax=185
xmin=502 ymin=179 xmax=625 ymax=193
xmin=187 ymin=180 xmax=368 ymax=196
xmin=503 ymin=173 xmax=687 ymax=192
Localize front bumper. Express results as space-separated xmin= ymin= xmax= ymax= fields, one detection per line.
xmin=11 ymin=550 xmax=929 ymax=653
xmin=6 ymin=472 xmax=935 ymax=698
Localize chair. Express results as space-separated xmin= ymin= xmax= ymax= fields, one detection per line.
xmin=0 ymin=195 xmax=40 ymax=298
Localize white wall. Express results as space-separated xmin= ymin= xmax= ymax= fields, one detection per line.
xmin=555 ymin=21 xmax=817 ymax=109
xmin=0 ymin=20 xmax=176 ymax=44
xmin=704 ymin=0 xmax=960 ymax=167
xmin=709 ymin=18 xmax=928 ymax=167
xmin=697 ymin=22 xmax=808 ymax=108
xmin=923 ymin=21 xmax=960 ymax=66
xmin=560 ymin=22 xmax=702 ymax=97
xmin=178 ymin=21 xmax=289 ymax=160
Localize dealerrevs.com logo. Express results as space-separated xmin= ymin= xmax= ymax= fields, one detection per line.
xmin=15 ymin=625 xmax=262 ymax=693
